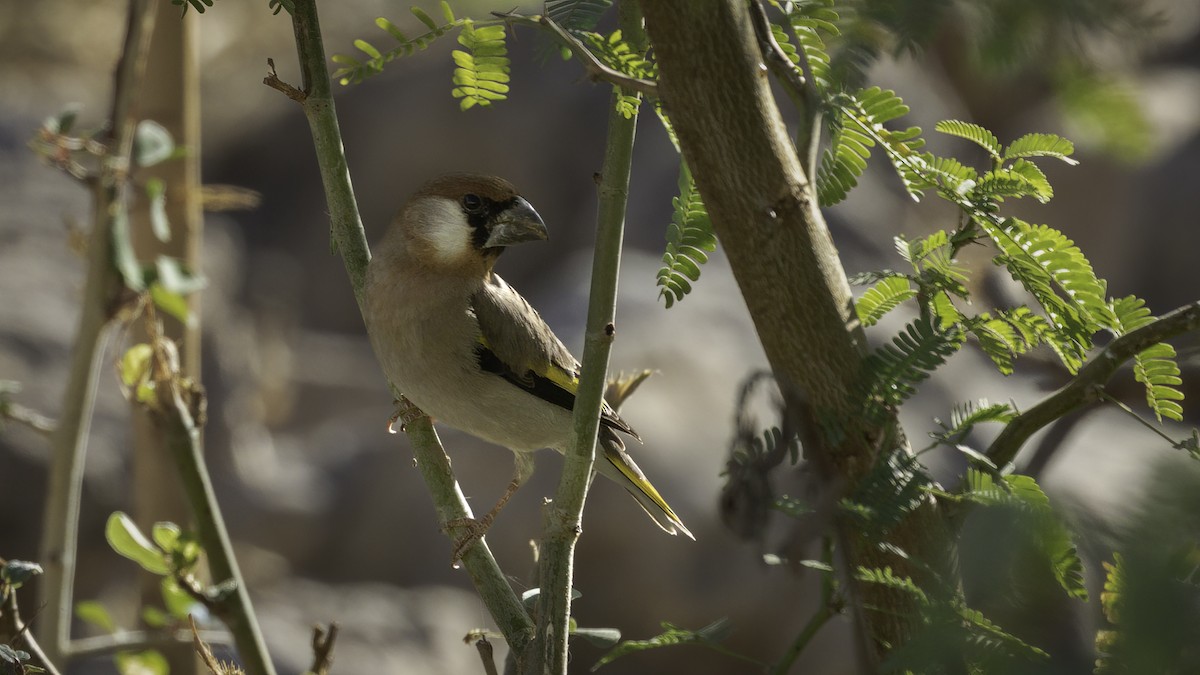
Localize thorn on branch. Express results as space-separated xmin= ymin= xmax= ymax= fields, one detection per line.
xmin=263 ymin=58 xmax=307 ymax=103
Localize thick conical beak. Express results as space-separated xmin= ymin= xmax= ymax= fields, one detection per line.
xmin=485 ymin=196 xmax=548 ymax=248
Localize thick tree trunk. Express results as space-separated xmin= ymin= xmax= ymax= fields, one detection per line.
xmin=641 ymin=0 xmax=953 ymax=665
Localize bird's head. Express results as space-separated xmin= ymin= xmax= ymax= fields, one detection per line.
xmin=386 ymin=173 xmax=548 ymax=274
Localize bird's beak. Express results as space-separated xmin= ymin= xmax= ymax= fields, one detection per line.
xmin=485 ymin=196 xmax=549 ymax=248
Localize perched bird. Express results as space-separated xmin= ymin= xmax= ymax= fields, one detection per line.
xmin=363 ymin=173 xmax=693 ymax=557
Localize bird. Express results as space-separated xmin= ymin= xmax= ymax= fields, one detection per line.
xmin=362 ymin=173 xmax=693 ymax=560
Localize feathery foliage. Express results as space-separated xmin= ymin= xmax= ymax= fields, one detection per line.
xmin=1111 ymin=296 xmax=1185 ymax=422
xmin=593 ymin=618 xmax=735 ymax=670
xmin=657 ymin=165 xmax=716 ymax=308
xmin=451 ymin=20 xmax=510 ymax=110
xmin=545 ymin=0 xmax=612 ymax=32
xmin=930 ymin=400 xmax=1016 ymax=448
xmin=577 ymin=30 xmax=655 ymax=80
xmin=783 ymin=0 xmax=838 ymax=94
xmin=862 ymin=318 xmax=965 ymax=411
xmin=332 ymin=3 xmax=463 ymax=85
xmin=819 ymin=87 xmax=926 ymax=205
xmin=962 ymin=470 xmax=1088 ymax=601
xmin=856 ymin=275 xmax=916 ymax=327
xmin=842 ymin=451 xmax=933 ymax=537
xmin=577 ymin=29 xmax=655 ymax=118
xmin=934 ymin=120 xmax=1002 ymax=162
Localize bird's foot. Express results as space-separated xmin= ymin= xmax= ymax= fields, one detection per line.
xmin=387 ymin=397 xmax=426 ymax=433
xmin=445 ymin=515 xmax=495 ymax=567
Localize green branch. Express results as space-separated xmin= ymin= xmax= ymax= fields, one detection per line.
xmin=534 ymin=4 xmax=646 ymax=673
xmin=986 ymin=301 xmax=1200 ymax=468
xmin=268 ymin=0 xmax=533 ymax=655
xmin=151 ymin=373 xmax=276 ymax=675
xmin=38 ymin=0 xmax=159 ymax=663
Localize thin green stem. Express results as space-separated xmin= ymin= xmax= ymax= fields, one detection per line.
xmin=533 ymin=5 xmax=645 ymax=672
xmin=67 ymin=628 xmax=230 ymax=659
xmin=290 ymin=5 xmax=370 ymax=308
xmin=770 ymin=604 xmax=835 ymax=675
xmin=271 ymin=0 xmax=533 ymax=656
xmin=37 ymin=0 xmax=159 ymax=663
xmin=1097 ymin=390 xmax=1187 ymax=448
xmin=155 ymin=383 xmax=276 ymax=675
xmin=403 ymin=413 xmax=534 ymax=647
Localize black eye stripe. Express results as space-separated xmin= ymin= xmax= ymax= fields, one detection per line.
xmin=463 ymin=195 xmax=518 ymax=250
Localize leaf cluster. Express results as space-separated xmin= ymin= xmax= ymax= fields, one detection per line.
xmin=839 ymin=108 xmax=1183 ymax=424
xmin=31 ymin=111 xmax=206 ymax=326
xmin=332 ymin=3 xmax=467 ymax=86
xmin=657 ymin=165 xmax=716 ymax=308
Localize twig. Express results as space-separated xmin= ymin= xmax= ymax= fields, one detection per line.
xmin=263 ymin=58 xmax=306 ymax=103
xmin=1098 ymin=390 xmax=1193 ymax=449
xmin=148 ymin=335 xmax=276 ymax=675
xmin=533 ymin=4 xmax=646 ymax=673
xmin=69 ymin=627 xmax=230 ymax=659
xmin=307 ymin=622 xmax=338 ymax=675
xmin=747 ymin=0 xmax=820 ymax=181
xmin=474 ymin=635 xmax=499 ymax=675
xmin=2 ymin=585 xmax=64 ymax=675
xmin=769 ymin=537 xmax=840 ymax=675
xmin=493 ymin=11 xmax=659 ymax=98
xmin=748 ymin=1 xmax=805 ymax=98
xmin=190 ymin=616 xmax=228 ymax=675
xmin=985 ymin=301 xmax=1200 ymax=468
xmin=269 ymin=0 xmax=534 ymax=657
xmin=0 ymin=401 xmax=56 ymax=437
xmin=37 ymin=0 xmax=159 ymax=663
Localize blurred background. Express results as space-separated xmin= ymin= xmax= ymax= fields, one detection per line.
xmin=2 ymin=0 xmax=1199 ymax=673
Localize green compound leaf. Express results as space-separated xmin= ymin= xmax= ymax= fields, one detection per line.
xmin=935 ymin=119 xmax=1002 ymax=160
xmin=332 ymin=3 xmax=463 ymax=86
xmin=856 ymin=276 xmax=916 ymax=327
xmin=657 ymin=164 xmax=716 ymax=308
xmin=593 ymin=618 xmax=732 ymax=670
xmin=964 ymin=470 xmax=1088 ymax=601
xmin=1112 ymin=295 xmax=1185 ymax=422
xmin=1003 ymin=132 xmax=1078 ymax=165
xmin=451 ymin=21 xmax=510 ymax=110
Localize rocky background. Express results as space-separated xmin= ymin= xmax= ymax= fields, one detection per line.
xmin=2 ymin=1 xmax=1200 ymax=673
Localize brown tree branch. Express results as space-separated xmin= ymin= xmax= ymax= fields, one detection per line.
xmin=493 ymin=11 xmax=659 ymax=98
xmin=641 ymin=1 xmax=952 ymax=666
xmin=987 ymin=301 xmax=1200 ymax=468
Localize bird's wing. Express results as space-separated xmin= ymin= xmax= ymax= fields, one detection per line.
xmin=471 ymin=274 xmax=640 ymax=440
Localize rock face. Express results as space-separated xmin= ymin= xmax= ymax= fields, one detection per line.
xmin=2 ymin=2 xmax=1200 ymax=673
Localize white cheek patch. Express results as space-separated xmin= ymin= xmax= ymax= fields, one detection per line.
xmin=410 ymin=197 xmax=474 ymax=263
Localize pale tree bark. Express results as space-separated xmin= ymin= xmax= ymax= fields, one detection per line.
xmin=641 ymin=0 xmax=952 ymax=666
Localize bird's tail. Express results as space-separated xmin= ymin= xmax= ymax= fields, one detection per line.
xmin=595 ymin=427 xmax=694 ymax=540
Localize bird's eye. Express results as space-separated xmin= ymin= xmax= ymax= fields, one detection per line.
xmin=462 ymin=194 xmax=484 ymax=213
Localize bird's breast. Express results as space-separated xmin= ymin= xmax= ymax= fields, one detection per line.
xmin=363 ymin=267 xmax=569 ymax=453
